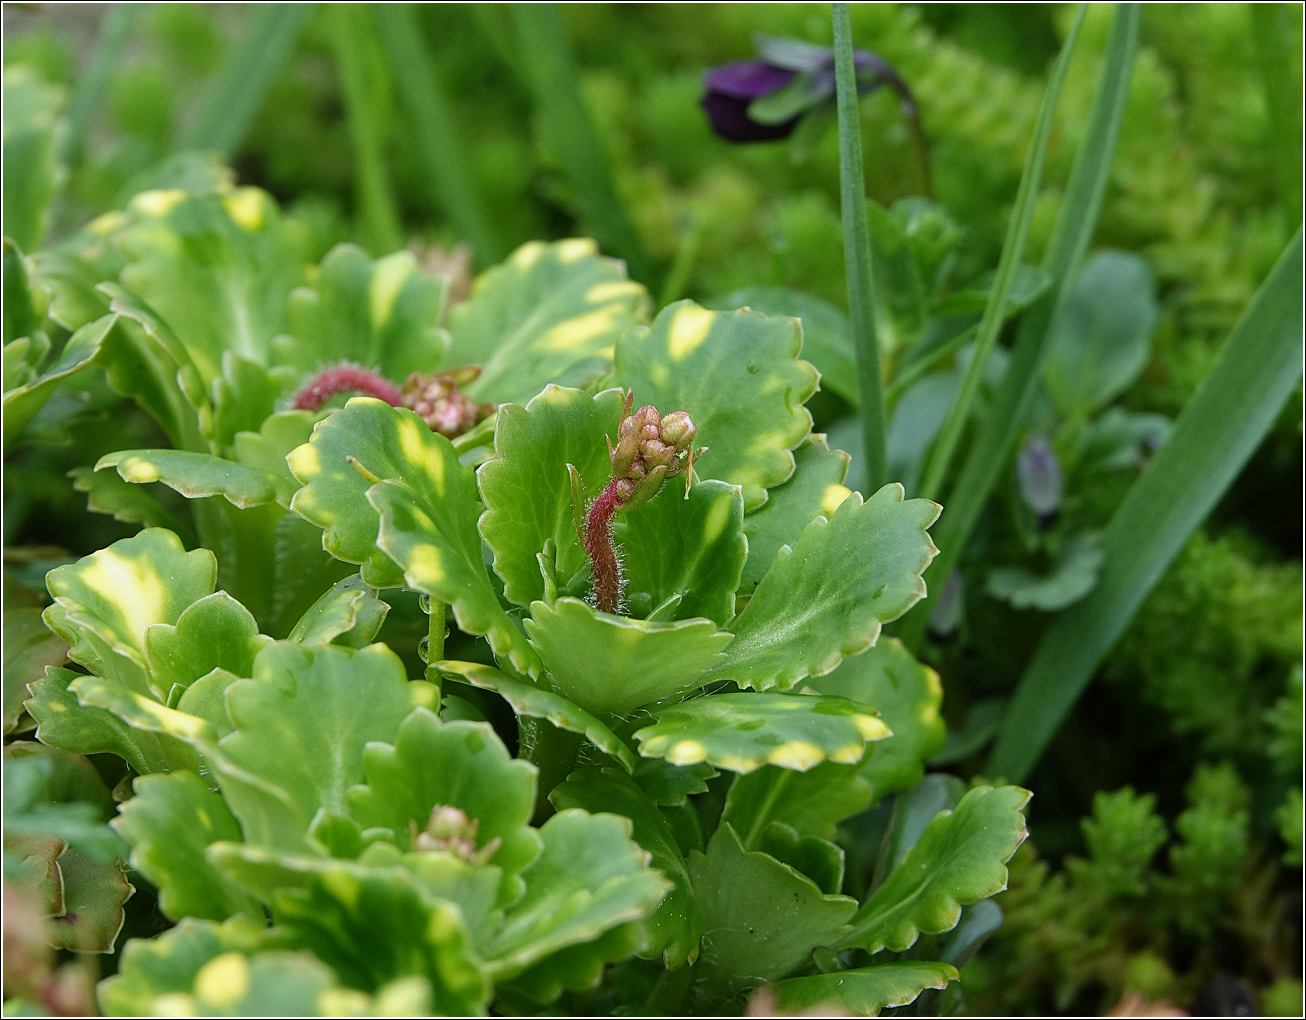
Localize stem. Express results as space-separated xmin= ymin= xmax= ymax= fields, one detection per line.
xmin=293 ymin=366 xmax=404 ymax=411
xmin=833 ymin=2 xmax=888 ymax=494
xmin=425 ymin=598 xmax=445 ymax=702
xmin=582 ymin=480 xmax=625 ymax=614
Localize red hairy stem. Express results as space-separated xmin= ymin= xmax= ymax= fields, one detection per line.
xmin=293 ymin=366 xmax=404 ymax=411
xmin=583 ymin=480 xmax=626 ymax=614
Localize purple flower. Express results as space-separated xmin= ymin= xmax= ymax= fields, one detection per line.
xmin=1017 ymin=434 xmax=1062 ymax=526
xmin=701 ymin=35 xmax=912 ymax=144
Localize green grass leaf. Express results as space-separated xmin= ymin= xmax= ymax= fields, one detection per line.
xmin=614 ymin=301 xmax=818 ymax=512
xmin=987 ymin=230 xmax=1305 ymax=782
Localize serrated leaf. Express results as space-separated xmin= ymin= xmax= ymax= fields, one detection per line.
xmin=96 ymin=449 xmax=297 ymax=509
xmin=709 ymin=287 xmax=858 ymax=406
xmin=477 ymin=385 xmax=625 ymax=607
xmin=5 ymin=831 xmax=66 ymax=914
xmin=46 ymin=847 xmax=133 ymax=953
xmin=145 ymin=591 xmax=270 ymax=695
xmin=218 ymin=642 xmax=416 ymax=827
xmin=208 ymin=845 xmax=491 ymax=1008
xmin=524 ymin=598 xmax=731 ymax=718
xmin=287 ymin=574 xmax=389 ymax=648
xmin=448 ymin=238 xmax=649 ymax=404
xmin=840 ymin=785 xmax=1030 ymax=955
xmin=3 ymin=584 xmax=67 ymax=733
xmin=43 ymin=528 xmax=217 ymax=700
xmin=688 ymin=823 xmax=855 ymax=999
xmin=806 ymin=639 xmax=946 ymax=805
xmin=757 ymin=822 xmax=845 ymax=896
xmin=740 ymin=434 xmax=852 ymax=591
xmin=209 ymin=352 xmax=299 ymax=454
xmin=773 ymin=960 xmax=958 ymax=1016
xmin=3 ymin=313 xmax=113 ymax=450
xmin=69 ymin=465 xmax=195 ymax=543
xmin=618 ymin=478 xmax=746 ymax=628
xmin=111 ymin=770 xmax=260 ymax=922
xmin=701 ymin=484 xmax=939 ymax=691
xmin=630 ymin=757 xmax=717 ymax=807
xmin=115 ymin=188 xmax=303 ymax=385
xmin=288 ymin=398 xmax=539 ymax=677
xmin=346 ymin=709 xmax=540 ymax=896
xmin=229 ymin=410 xmax=318 ymax=482
xmin=722 ymin=761 xmax=871 ymax=847
xmin=437 ymin=660 xmax=636 ymax=773
xmin=551 ymin=768 xmax=701 ymax=969
xmin=483 ymin=809 xmax=670 ymax=985
xmin=614 ymin=301 xmax=818 ymax=511
xmin=276 ymin=243 xmax=449 ymax=380
xmin=632 ymin=692 xmax=889 ymax=775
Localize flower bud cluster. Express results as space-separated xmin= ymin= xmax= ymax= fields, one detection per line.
xmin=607 ymin=395 xmax=704 ymax=513
xmin=410 ymin=805 xmax=500 ymax=866
xmin=401 ymin=366 xmax=495 ymax=439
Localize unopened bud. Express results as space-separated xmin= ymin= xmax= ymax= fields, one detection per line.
xmin=659 ymin=411 xmax=696 ymax=451
xmin=1017 ymin=434 xmax=1062 ymax=526
xmin=410 ymin=804 xmax=500 ymax=866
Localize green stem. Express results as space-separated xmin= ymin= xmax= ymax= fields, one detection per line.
xmin=833 ymin=2 xmax=887 ymax=494
xmin=511 ymin=3 xmax=652 ymax=283
xmin=374 ymin=5 xmax=504 ymax=264
xmin=330 ymin=3 xmax=403 ymax=255
xmin=885 ymin=322 xmax=978 ymax=407
xmin=521 ymin=717 xmax=582 ymax=825
xmin=916 ymin=5 xmax=1086 ymax=504
xmin=424 ymin=598 xmax=445 ymax=701
xmin=742 ymin=769 xmax=793 ymax=849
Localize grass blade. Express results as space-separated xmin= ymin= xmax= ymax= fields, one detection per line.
xmin=61 ymin=3 xmax=140 ymax=166
xmin=833 ymin=2 xmax=887 ymax=494
xmin=178 ymin=3 xmax=313 ymax=157
xmin=1249 ymin=4 xmax=1304 ymax=225
xmin=899 ymin=4 xmax=1141 ymax=649
xmin=987 ymin=229 xmax=1304 ymax=783
xmin=916 ymin=5 xmax=1086 ymax=502
xmin=374 ymin=4 xmax=504 ymax=265
xmin=510 ymin=3 xmax=651 ymax=284
xmin=330 ymin=4 xmax=403 ymax=255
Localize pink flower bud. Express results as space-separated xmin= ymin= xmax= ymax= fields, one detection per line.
xmin=659 ymin=410 xmax=696 ymax=451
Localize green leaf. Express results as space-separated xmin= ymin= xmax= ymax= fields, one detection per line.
xmin=99 ymin=917 xmax=259 ymax=1015
xmin=43 ymin=529 xmax=217 ymax=700
xmin=618 ymin=479 xmax=746 ymax=628
xmin=287 ymin=574 xmax=389 ymax=649
xmin=3 ymin=313 xmax=113 ymax=450
xmin=448 ymin=238 xmax=649 ymax=405
xmin=69 ymin=465 xmax=195 ymax=543
xmin=289 ymin=397 xmax=539 ymax=678
xmin=112 ymin=770 xmax=260 ymax=922
xmin=96 ymin=449 xmax=297 ymax=509
xmin=701 ymin=485 xmax=939 ymax=691
xmin=5 ymin=831 xmax=66 ymax=914
xmin=805 ymin=639 xmax=946 ymax=805
xmin=45 ymin=846 xmax=133 ymax=953
xmin=989 ymin=230 xmax=1304 ymax=782
xmin=26 ymin=667 xmax=178 ymax=776
xmin=3 ymin=742 xmax=121 ymax=861
xmin=632 ymin=692 xmax=889 ymax=775
xmin=2 ymin=67 xmax=65 ymax=253
xmin=866 ymin=200 xmax=928 ymax=359
xmin=3 ymin=585 xmax=67 ymax=734
xmin=630 ymin=757 xmax=717 ymax=807
xmin=276 ymin=243 xmax=449 ymax=380
xmin=145 ymin=592 xmax=271 ymax=695
xmin=477 ymin=385 xmax=626 ymax=608
xmin=747 ymin=70 xmax=825 ymax=124
xmin=68 ymin=675 xmax=208 ymax=767
xmin=218 ymin=641 xmax=416 ymax=827
xmin=437 ymin=660 xmax=636 ymax=774
xmin=115 ymin=188 xmax=303 ymax=385
xmin=916 ymin=6 xmax=1086 ymax=501
xmin=688 ymin=823 xmax=856 ymax=998
xmin=708 ymin=287 xmax=858 ymax=407
xmin=524 ymin=598 xmax=731 ymax=718
xmin=209 ymin=353 xmax=299 ymax=454
xmin=346 ymin=709 xmax=540 ymax=896
xmin=900 ymin=4 xmax=1141 ymax=648
xmin=208 ymin=845 xmax=491 ymax=1009
xmin=1042 ymin=251 xmax=1158 ymax=415
xmin=773 ymin=961 xmax=959 ymax=1016
xmin=721 ymin=762 xmax=871 ymax=848
xmin=756 ymin=822 xmax=845 ymax=896
xmin=739 ymin=434 xmax=852 ymax=591
xmin=614 ymin=301 xmax=818 ymax=512
xmin=484 ymin=809 xmax=671 ymax=990
xmin=840 ymin=785 xmax=1030 ymax=955
xmin=229 ymin=410 xmax=318 ymax=482
xmin=550 ymin=768 xmax=701 ymax=969
xmin=986 ymin=533 xmax=1105 ymax=611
